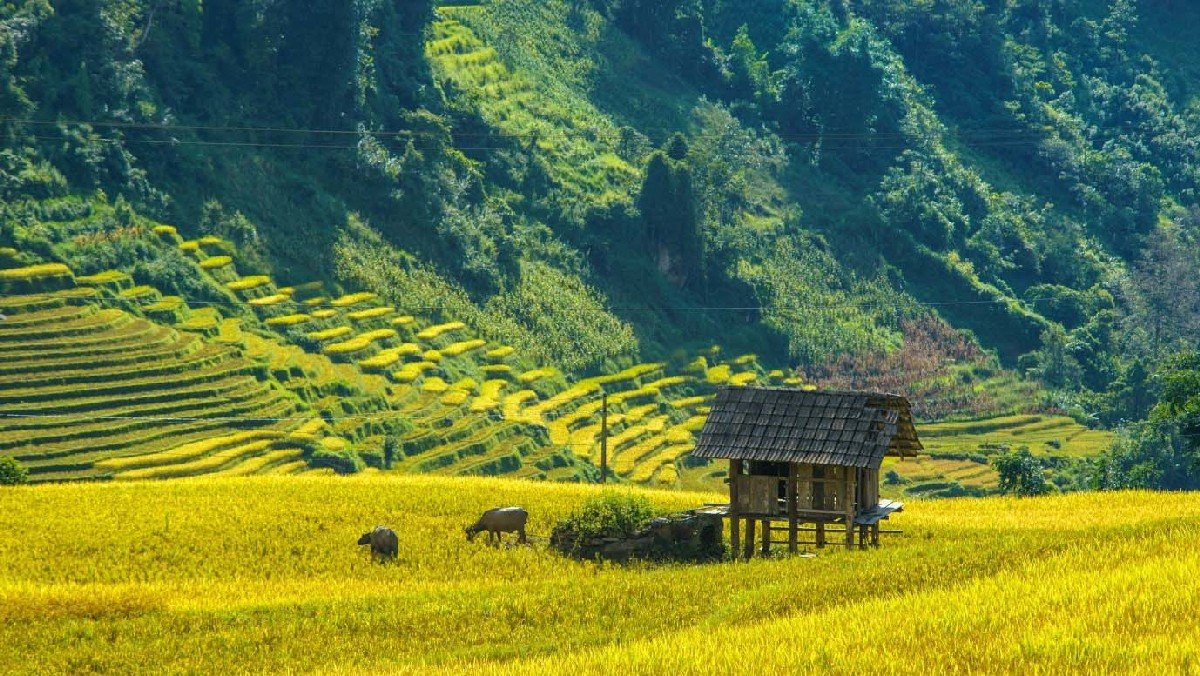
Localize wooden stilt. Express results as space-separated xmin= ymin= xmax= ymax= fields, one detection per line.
xmin=871 ymin=523 xmax=880 ymax=547
xmin=787 ymin=464 xmax=798 ymax=554
xmin=744 ymin=517 xmax=756 ymax=560
xmin=816 ymin=522 xmax=826 ymax=548
xmin=729 ymin=516 xmax=740 ymax=561
xmin=728 ymin=460 xmax=741 ymax=561
xmin=761 ymin=519 xmax=770 ymax=556
xmin=844 ymin=469 xmax=856 ymax=549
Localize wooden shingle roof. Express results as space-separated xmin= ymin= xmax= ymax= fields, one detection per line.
xmin=692 ymin=386 xmax=922 ymax=468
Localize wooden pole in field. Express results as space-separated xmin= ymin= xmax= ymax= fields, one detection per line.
xmin=729 ymin=460 xmax=741 ymax=560
xmin=844 ymin=468 xmax=856 ymax=549
xmin=599 ymin=391 xmax=608 ymax=483
xmin=787 ymin=463 xmax=798 ymax=554
xmin=744 ymin=516 xmax=756 ymax=560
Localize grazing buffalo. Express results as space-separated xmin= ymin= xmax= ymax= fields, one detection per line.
xmin=357 ymin=525 xmax=399 ymax=562
xmin=465 ymin=507 xmax=528 ymax=544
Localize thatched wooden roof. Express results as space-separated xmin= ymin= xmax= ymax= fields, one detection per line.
xmin=693 ymin=386 xmax=922 ymax=468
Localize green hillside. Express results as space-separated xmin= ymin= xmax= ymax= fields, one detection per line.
xmin=4 ymin=0 xmax=1200 ymax=490
xmin=0 ymin=217 xmax=785 ymax=486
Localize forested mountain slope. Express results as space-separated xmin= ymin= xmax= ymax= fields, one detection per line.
xmin=2 ymin=0 xmax=1200 ymax=490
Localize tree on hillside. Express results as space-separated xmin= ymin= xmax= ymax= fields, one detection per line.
xmin=727 ymin=24 xmax=770 ymax=99
xmin=0 ymin=456 xmax=27 ymax=485
xmin=637 ymin=139 xmax=702 ymax=288
xmin=199 ymin=200 xmax=270 ymax=275
xmin=1024 ymin=326 xmax=1083 ymax=390
xmin=993 ymin=448 xmax=1048 ymax=496
xmin=1154 ymin=352 xmax=1200 ymax=445
xmin=1123 ymin=223 xmax=1200 ymax=358
xmin=1095 ymin=352 xmax=1200 ymax=490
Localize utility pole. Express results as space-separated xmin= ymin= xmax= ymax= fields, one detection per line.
xmin=599 ymin=391 xmax=608 ymax=483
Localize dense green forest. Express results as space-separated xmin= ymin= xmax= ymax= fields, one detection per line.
xmin=2 ymin=0 xmax=1200 ymax=488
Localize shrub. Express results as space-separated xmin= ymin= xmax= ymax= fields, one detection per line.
xmin=0 ymin=457 xmax=29 ymax=485
xmin=360 ymin=450 xmax=385 ymax=469
xmin=383 ymin=436 xmax=401 ymax=469
xmin=309 ymin=449 xmax=364 ymax=475
xmin=553 ymin=492 xmax=655 ymax=541
xmin=993 ymin=449 xmax=1049 ymax=497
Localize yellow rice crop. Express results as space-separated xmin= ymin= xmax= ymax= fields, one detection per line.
xmin=247 ymin=293 xmax=288 ymax=306
xmin=485 ymin=345 xmax=515 ymax=360
xmin=441 ymin=389 xmax=470 ymax=405
xmin=728 ymin=371 xmax=757 ymax=386
xmin=1 ymin=478 xmax=1198 ymax=673
xmin=518 ymin=367 xmax=558 ymax=383
xmin=322 ymin=328 xmax=398 ymax=355
xmin=393 ymin=361 xmax=437 ymax=383
xmin=347 ymin=306 xmax=394 ymax=321
xmin=358 ymin=343 xmax=421 ymax=370
xmin=441 ymin=338 xmax=487 ymax=357
xmin=198 ymin=255 xmax=232 ymax=270
xmin=306 ymin=326 xmax=352 ymax=342
xmin=329 ymin=292 xmax=377 ymax=307
xmin=226 ymin=275 xmax=271 ymax=291
xmin=422 ymin=376 xmax=449 ymax=393
xmin=706 ymin=364 xmax=731 ymax=383
xmin=416 ymin=321 xmax=467 ymax=340
xmin=0 ymin=262 xmax=72 ymax=280
xmin=94 ymin=431 xmax=281 ymax=473
xmin=265 ymin=313 xmax=312 ymax=327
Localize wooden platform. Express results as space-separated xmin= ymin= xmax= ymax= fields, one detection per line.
xmin=696 ymin=499 xmax=903 ymax=522
xmin=854 ymin=499 xmax=904 ymax=526
xmin=697 ymin=499 xmax=904 ymax=555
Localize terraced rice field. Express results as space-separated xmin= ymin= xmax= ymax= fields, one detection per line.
xmin=164 ymin=232 xmax=782 ymax=486
xmin=919 ymin=414 xmax=1115 ymax=458
xmin=9 ymin=224 xmax=1062 ymax=492
xmin=426 ymin=9 xmax=637 ymax=200
xmin=4 ymin=225 xmax=1111 ymax=493
xmin=0 ymin=290 xmax=318 ymax=481
xmin=880 ymin=455 xmax=1000 ymax=498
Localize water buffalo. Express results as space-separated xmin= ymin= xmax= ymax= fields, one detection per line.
xmin=357 ymin=525 xmax=398 ymax=562
xmin=465 ymin=507 xmax=528 ymax=544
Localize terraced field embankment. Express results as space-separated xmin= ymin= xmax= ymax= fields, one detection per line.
xmin=2 ymin=229 xmax=789 ymax=486
xmin=879 ymin=414 xmax=1117 ymax=498
xmin=0 ymin=288 xmax=318 ymax=481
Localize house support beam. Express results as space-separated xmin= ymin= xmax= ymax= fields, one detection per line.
xmin=844 ymin=470 xmax=856 ymax=549
xmin=744 ymin=515 xmax=756 ymax=560
xmin=728 ymin=460 xmax=741 ymax=560
xmin=787 ymin=463 xmax=798 ymax=554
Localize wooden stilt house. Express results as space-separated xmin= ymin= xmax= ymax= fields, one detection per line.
xmin=693 ymin=386 xmax=922 ymax=556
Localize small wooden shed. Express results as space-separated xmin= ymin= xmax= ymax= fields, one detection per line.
xmin=693 ymin=386 xmax=922 ymax=556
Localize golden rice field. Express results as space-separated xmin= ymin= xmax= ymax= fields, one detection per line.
xmin=2 ymin=475 xmax=1198 ymax=673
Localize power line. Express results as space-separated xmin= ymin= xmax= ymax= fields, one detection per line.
xmin=0 ymin=289 xmax=1081 ymax=313
xmin=0 ymin=408 xmax=1188 ymax=440
xmin=1 ymin=116 xmax=1050 ymax=142
xmin=18 ymin=132 xmax=1056 ymax=155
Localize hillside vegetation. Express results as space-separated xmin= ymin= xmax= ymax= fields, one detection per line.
xmin=0 ymin=220 xmax=778 ymax=486
xmin=2 ymin=476 xmax=1198 ymax=673
xmin=6 ymin=0 xmax=1200 ymax=489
